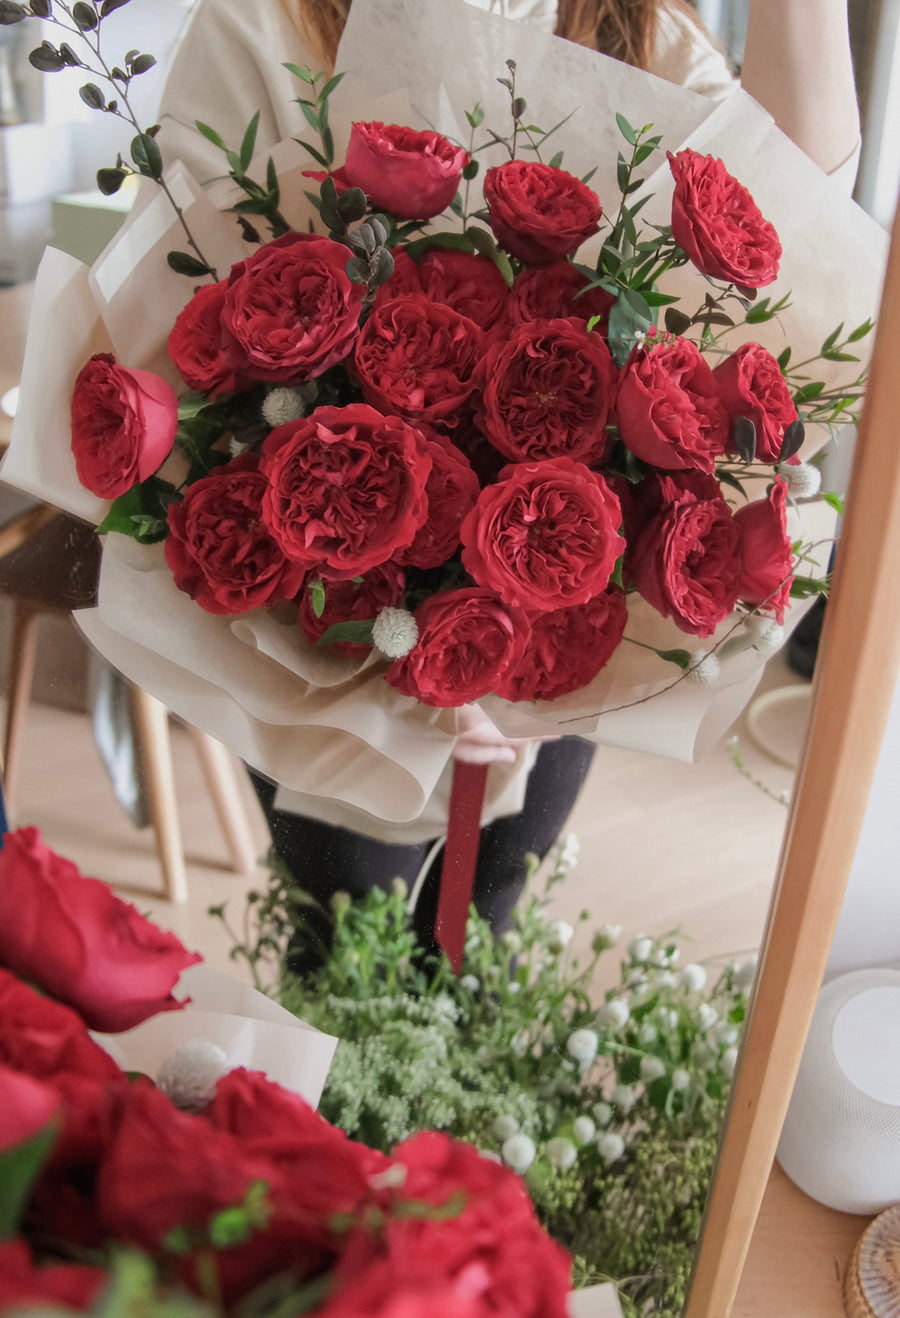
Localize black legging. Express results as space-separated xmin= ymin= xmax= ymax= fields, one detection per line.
xmin=250 ymin=737 xmax=595 ymax=969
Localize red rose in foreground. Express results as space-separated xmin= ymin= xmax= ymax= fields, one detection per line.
xmin=168 ymin=280 xmax=245 ymax=396
xmin=616 ymin=339 xmax=729 ymax=473
xmin=386 ymin=588 xmax=531 ymax=707
xmin=477 ymin=317 xmax=617 ymax=465
xmin=668 ymin=150 xmax=782 ymax=289
xmin=0 ymin=828 xmax=201 ymax=1032
xmin=0 ymin=1064 xmax=60 ymax=1153
xmin=223 ymin=233 xmax=364 ymax=383
xmin=508 ymin=262 xmax=615 ymax=334
xmin=299 ymin=562 xmax=406 ymax=656
xmin=714 ymin=342 xmax=799 ymax=464
xmin=376 ymin=248 xmax=510 ymax=332
xmin=70 ymin=353 xmax=177 ymax=500
xmin=497 ymin=589 xmax=629 ymax=702
xmin=395 ymin=431 xmax=481 ymax=569
xmin=484 ymin=160 xmax=602 ymax=264
xmin=318 ymin=1259 xmax=487 ymax=1318
xmin=461 ymin=459 xmax=625 ymax=614
xmin=165 ymin=455 xmax=306 ymax=615
xmin=344 ymin=121 xmax=469 ymax=220
xmin=629 ymin=478 xmax=743 ymax=636
xmin=0 ymin=1240 xmax=106 ymax=1313
xmin=733 ymin=478 xmax=793 ymax=622
xmin=261 ymin=405 xmax=431 ymax=579
xmin=355 ymin=295 xmax=484 ymax=426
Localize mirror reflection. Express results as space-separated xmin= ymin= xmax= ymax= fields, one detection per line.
xmin=0 ymin=1 xmax=893 ymax=1315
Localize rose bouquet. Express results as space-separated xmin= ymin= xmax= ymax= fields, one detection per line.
xmin=1 ymin=0 xmax=886 ymax=852
xmin=0 ymin=827 xmax=572 ymax=1318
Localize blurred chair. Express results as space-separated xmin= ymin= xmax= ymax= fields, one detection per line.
xmin=0 ymin=506 xmax=259 ymax=899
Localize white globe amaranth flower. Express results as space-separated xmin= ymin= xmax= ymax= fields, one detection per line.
xmin=628 ymin=934 xmax=653 ymax=964
xmin=492 ymin=1114 xmax=520 ymax=1142
xmin=721 ymin=1046 xmax=739 ymax=1077
xmin=596 ymin=999 xmax=630 ymax=1031
xmin=573 ymin=1116 xmax=596 ymax=1144
xmin=597 ymin=1132 xmax=626 ymax=1165
xmin=502 ymin=1132 xmax=536 ymax=1175
xmin=744 ymin=614 xmax=786 ymax=655
xmin=372 ymin=607 xmax=419 ymax=659
xmin=592 ymin=1101 xmax=614 ymax=1127
xmin=460 ymin=974 xmax=481 ymax=994
xmin=546 ymin=920 xmax=574 ymax=955
xmin=156 ymin=1039 xmax=229 ymax=1112
xmin=697 ymin=1003 xmax=719 ymax=1031
xmin=679 ymin=963 xmax=708 ymax=994
xmin=687 ymin=650 xmax=721 ymax=684
xmin=672 ymin=1068 xmax=691 ymax=1092
xmin=638 ymin=1023 xmax=658 ymax=1047
xmin=640 ymin=1056 xmax=667 ymax=1084
xmin=566 ymin=1028 xmax=599 ymax=1068
xmin=733 ymin=958 xmax=758 ymax=991
xmin=776 ymin=460 xmax=822 ymax=499
xmin=262 ymin=385 xmax=309 ymax=428
xmin=545 ymin=1136 xmax=578 ymax=1171
xmin=611 ymin=1083 xmax=636 ymax=1112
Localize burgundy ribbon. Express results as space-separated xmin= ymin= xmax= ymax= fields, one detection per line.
xmin=435 ymin=760 xmax=488 ymax=974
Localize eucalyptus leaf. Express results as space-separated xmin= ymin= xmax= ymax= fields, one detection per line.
xmin=655 ymin=648 xmax=692 ymax=669
xmin=733 ymin=415 xmax=757 ymax=464
xmin=779 ymin=417 xmax=805 ymax=462
xmin=97 ymin=166 xmax=127 ymax=195
xmin=28 ymin=42 xmax=65 ymax=72
xmin=0 ymin=0 xmax=28 ymax=20
xmin=78 ymin=83 xmax=105 ymax=110
xmin=166 ymin=250 xmax=212 ymax=277
xmin=72 ymin=0 xmax=98 ymax=29
xmin=100 ymin=0 xmax=131 ymax=14
xmin=131 ymin=131 xmax=162 ymax=179
xmin=130 ymin=52 xmax=156 ymax=75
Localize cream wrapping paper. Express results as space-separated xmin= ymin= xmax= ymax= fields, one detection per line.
xmin=0 ymin=0 xmax=888 ymax=841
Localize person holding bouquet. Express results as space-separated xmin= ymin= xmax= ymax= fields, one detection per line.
xmin=155 ymin=0 xmax=860 ymax=964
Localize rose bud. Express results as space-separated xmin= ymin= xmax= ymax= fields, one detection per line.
xmin=70 ymin=353 xmax=178 ymax=500
xmin=344 ymin=121 xmax=469 ymax=220
xmin=668 ymin=150 xmax=782 ymax=289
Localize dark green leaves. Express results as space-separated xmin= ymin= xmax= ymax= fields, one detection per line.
xmin=100 ymin=0 xmax=131 ymax=15
xmin=78 ymin=82 xmax=105 ymax=109
xmin=732 ymin=416 xmax=757 ymax=464
xmin=607 ymin=287 xmax=652 ymax=367
xmin=167 ymin=250 xmax=213 ymax=277
xmin=97 ymin=477 xmax=177 ymax=544
xmin=72 ymin=1 xmax=98 ymax=29
xmin=0 ymin=1120 xmax=58 ymax=1238
xmin=779 ymin=418 xmax=805 ymax=463
xmin=29 ymin=41 xmax=66 ymax=71
xmin=97 ymin=165 xmax=128 ymax=194
xmin=318 ymin=620 xmax=375 ymax=648
xmin=131 ymin=131 xmax=162 ymax=179
xmin=0 ymin=1 xmax=27 ymax=24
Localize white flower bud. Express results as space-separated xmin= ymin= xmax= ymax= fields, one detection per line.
xmin=679 ymin=963 xmax=707 ymax=993
xmin=744 ymin=615 xmax=785 ymax=654
xmin=492 ymin=1114 xmax=520 ymax=1142
xmin=592 ymin=1101 xmax=613 ymax=1127
xmin=721 ymin=1046 xmax=739 ymax=1077
xmin=566 ymin=1029 xmax=599 ymax=1067
xmin=714 ymin=1023 xmax=739 ymax=1047
xmin=545 ymin=1137 xmax=578 ymax=1171
xmin=597 ymin=1132 xmax=626 ymax=1164
xmin=657 ymin=1008 xmax=679 ymax=1032
xmin=651 ymin=948 xmax=669 ymax=968
xmin=654 ymin=970 xmax=677 ymax=989
xmin=697 ymin=1003 xmax=719 ymax=1031
xmin=157 ymin=1040 xmax=229 ymax=1112
xmin=501 ymin=930 xmax=522 ymax=955
xmin=777 ymin=461 xmax=821 ymax=499
xmin=560 ymin=833 xmax=580 ymax=867
xmin=460 ymin=975 xmax=481 ymax=994
xmin=507 ymin=981 xmax=521 ymax=995
xmin=596 ymin=999 xmax=630 ymax=1031
xmin=672 ymin=1068 xmax=691 ymax=1092
xmin=638 ymin=1023 xmax=658 ymax=1047
xmin=733 ymin=958 xmax=758 ymax=991
xmin=502 ymin=1133 xmax=536 ymax=1175
xmin=372 ymin=607 xmax=418 ymax=659
xmin=687 ymin=650 xmax=721 ymax=684
xmin=262 ymin=386 xmax=309 ymax=428
xmin=628 ymin=935 xmax=653 ymax=964
xmin=640 ymin=1056 xmax=666 ymax=1084
xmin=511 ymin=1031 xmax=530 ymax=1058
xmin=592 ymin=923 xmax=622 ymax=953
xmin=390 ymin=876 xmax=408 ymax=900
xmin=611 ymin=1083 xmax=636 ymax=1112
xmin=573 ymin=1116 xmax=596 ymax=1144
xmin=547 ymin=920 xmax=574 ymax=955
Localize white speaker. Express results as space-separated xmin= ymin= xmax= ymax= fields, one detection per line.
xmin=777 ymin=966 xmax=900 ymax=1215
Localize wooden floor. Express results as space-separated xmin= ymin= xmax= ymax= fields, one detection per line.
xmin=0 ymin=648 xmax=871 ymax=1316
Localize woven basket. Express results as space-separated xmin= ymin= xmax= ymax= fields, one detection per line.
xmin=845 ymin=1205 xmax=900 ymax=1318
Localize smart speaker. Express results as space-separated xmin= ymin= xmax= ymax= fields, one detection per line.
xmin=777 ymin=966 xmax=900 ymax=1215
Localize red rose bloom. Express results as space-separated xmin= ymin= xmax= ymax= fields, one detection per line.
xmin=386 ymin=587 xmax=531 ymax=707
xmin=299 ymin=561 xmax=406 ymax=656
xmin=477 ymin=317 xmax=617 ymax=465
xmin=733 ymin=478 xmax=793 ymax=622
xmin=354 ymin=295 xmax=484 ymax=426
xmin=629 ymin=477 xmax=744 ymax=636
xmin=376 ymin=248 xmax=509 ymax=332
xmin=714 ymin=342 xmax=799 ymax=464
xmin=70 ymin=353 xmax=177 ymax=500
xmin=616 ymin=339 xmax=729 ymax=473
xmin=497 ymin=588 xmax=628 ymax=702
xmin=668 ymin=150 xmax=782 ymax=289
xmin=508 ymin=262 xmax=615 ymax=334
xmin=0 ymin=1240 xmax=106 ymax=1313
xmin=0 ymin=1063 xmax=60 ymax=1153
xmin=317 ymin=1259 xmax=487 ymax=1318
xmin=484 ymin=160 xmax=602 ymax=264
xmin=165 ymin=454 xmax=306 ymax=615
xmin=461 ymin=459 xmax=625 ymax=614
xmin=168 ymin=280 xmax=245 ymax=396
xmin=222 ymin=233 xmax=364 ymax=383
xmin=395 ymin=430 xmax=481 ymax=569
xmin=0 ymin=828 xmax=201 ymax=1033
xmin=261 ymin=404 xmax=431 ymax=579
xmin=344 ymin=121 xmax=469 ymax=220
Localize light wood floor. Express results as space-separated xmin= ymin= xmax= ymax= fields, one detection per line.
xmin=0 ymin=646 xmax=870 ymax=1317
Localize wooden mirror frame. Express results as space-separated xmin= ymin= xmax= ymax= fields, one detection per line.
xmin=685 ymin=202 xmax=900 ymax=1316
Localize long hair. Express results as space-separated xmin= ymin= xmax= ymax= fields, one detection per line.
xmin=281 ymin=0 xmax=701 ymax=74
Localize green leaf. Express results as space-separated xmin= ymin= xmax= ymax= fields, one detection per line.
xmin=465 ymin=103 xmax=485 ymax=129
xmin=0 ymin=1120 xmax=59 ymax=1237
xmin=131 ymin=132 xmax=162 ymax=180
xmin=130 ymin=53 xmax=156 ymax=75
xmin=793 ymin=381 xmax=825 ymax=405
xmin=777 ymin=346 xmax=792 ymax=371
xmin=320 ymin=71 xmax=346 ymax=100
xmin=72 ymin=1 xmax=98 ymax=30
xmin=823 ymin=491 xmax=845 ymax=515
xmin=461 ymin=158 xmax=479 ymax=180
xmin=97 ymin=166 xmax=128 ymax=195
xmin=317 ymin=620 xmax=375 ymax=647
xmin=847 ymin=318 xmax=874 ymax=343
xmin=615 ymin=112 xmax=637 ymax=145
xmin=283 ymin=61 xmax=315 ymax=83
xmin=548 ymin=150 xmax=564 ymax=169
xmin=0 ymin=1 xmax=28 ymax=24
xmin=96 ymin=478 xmax=177 ymax=543
xmin=655 ymin=648 xmax=692 ymax=669
xmin=298 ymin=100 xmax=321 ymax=134
xmin=239 ymin=111 xmax=260 ymax=172
xmin=616 ymin=154 xmax=630 ymax=194
xmin=100 ymin=0 xmax=131 ymax=14
xmin=310 ymin=579 xmax=326 ymax=619
xmin=166 ymin=250 xmax=213 ymax=277
xmin=822 ymin=350 xmax=859 ymax=363
xmin=296 ymin=138 xmax=329 ymax=169
xmin=78 ymin=81 xmax=106 ymax=110
xmin=664 ymin=307 xmax=691 ymax=336
xmin=820 ymin=322 xmax=843 ymax=354
xmin=195 ymin=119 xmax=228 ymax=152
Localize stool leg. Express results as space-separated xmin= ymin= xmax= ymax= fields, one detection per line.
xmin=187 ymin=726 xmax=259 ymax=874
xmin=2 ymin=602 xmax=41 ymax=815
xmin=130 ymin=686 xmax=188 ymax=903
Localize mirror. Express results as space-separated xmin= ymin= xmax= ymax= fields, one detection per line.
xmin=0 ymin=1 xmax=894 ymax=1315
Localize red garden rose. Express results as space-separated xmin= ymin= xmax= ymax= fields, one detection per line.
xmin=354 ymin=294 xmax=484 ymax=426
xmin=222 ymin=233 xmax=364 ymax=383
xmin=165 ymin=454 xmax=307 ymax=615
xmin=0 ymin=1240 xmax=106 ymax=1313
xmin=616 ymin=338 xmax=729 ymax=473
xmin=507 ymin=262 xmax=615 ymax=334
xmin=261 ymin=404 xmax=431 ymax=579
xmin=0 ymin=828 xmax=201 ymax=1033
xmin=629 ymin=476 xmax=744 ymax=636
xmin=344 ymin=121 xmax=469 ymax=220
xmin=461 ymin=459 xmax=625 ymax=613
xmin=714 ymin=342 xmax=799 ymax=464
xmin=476 ymin=317 xmax=617 ymax=465
xmin=395 ymin=430 xmax=481 ymax=569
xmin=168 ymin=280 xmax=246 ymax=396
xmin=0 ymin=1064 xmax=59 ymax=1153
xmin=386 ymin=587 xmax=531 ymax=707
xmin=376 ymin=248 xmax=510 ymax=332
xmin=484 ymin=160 xmax=602 ymax=264
xmin=497 ymin=588 xmax=628 ymax=702
xmin=733 ymin=477 xmax=793 ymax=622
xmin=70 ymin=353 xmax=177 ymax=500
xmin=316 ymin=1259 xmax=487 ymax=1318
xmin=298 ymin=561 xmax=406 ymax=656
xmin=668 ymin=150 xmax=782 ymax=289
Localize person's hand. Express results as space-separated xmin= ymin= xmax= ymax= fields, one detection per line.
xmin=452 ymin=704 xmax=559 ymax=766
